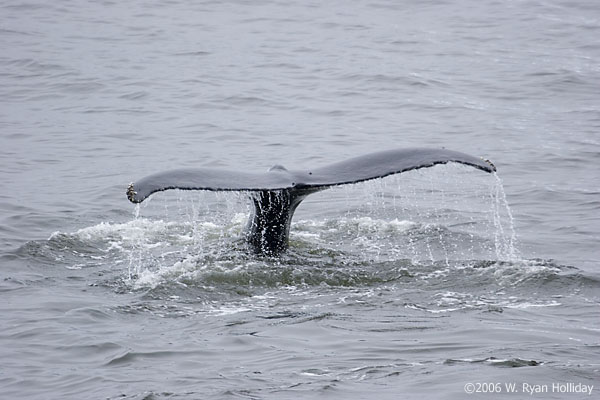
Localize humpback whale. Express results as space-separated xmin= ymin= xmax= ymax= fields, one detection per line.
xmin=127 ymin=148 xmax=496 ymax=255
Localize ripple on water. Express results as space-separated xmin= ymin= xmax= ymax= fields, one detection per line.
xmin=443 ymin=357 xmax=542 ymax=367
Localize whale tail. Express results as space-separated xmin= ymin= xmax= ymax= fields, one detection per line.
xmin=126 ymin=148 xmax=496 ymax=255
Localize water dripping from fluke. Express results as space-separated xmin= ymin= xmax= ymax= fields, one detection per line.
xmin=491 ymin=172 xmax=520 ymax=261
xmin=125 ymin=148 xmax=497 ymax=258
xmin=127 ymin=203 xmax=143 ymax=280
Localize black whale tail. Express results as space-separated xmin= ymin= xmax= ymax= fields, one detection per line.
xmin=126 ymin=148 xmax=496 ymax=255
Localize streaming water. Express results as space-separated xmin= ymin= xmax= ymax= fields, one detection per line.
xmin=491 ymin=173 xmax=519 ymax=262
xmin=116 ymin=167 xmax=516 ymax=294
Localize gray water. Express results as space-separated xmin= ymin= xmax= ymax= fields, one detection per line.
xmin=1 ymin=0 xmax=599 ymax=399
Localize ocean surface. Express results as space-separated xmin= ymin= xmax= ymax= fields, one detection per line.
xmin=1 ymin=0 xmax=599 ymax=399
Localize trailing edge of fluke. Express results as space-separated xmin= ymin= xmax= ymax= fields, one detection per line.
xmin=126 ymin=148 xmax=496 ymax=255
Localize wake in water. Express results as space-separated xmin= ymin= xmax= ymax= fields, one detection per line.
xmin=18 ymin=164 xmax=585 ymax=316
xmin=36 ymin=166 xmax=530 ymax=295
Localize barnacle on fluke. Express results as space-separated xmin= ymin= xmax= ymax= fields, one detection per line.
xmin=482 ymin=157 xmax=496 ymax=170
xmin=126 ymin=183 xmax=137 ymax=203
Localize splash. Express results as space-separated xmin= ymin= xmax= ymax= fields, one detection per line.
xmin=118 ymin=165 xmax=522 ymax=287
xmin=125 ymin=191 xmax=250 ymax=281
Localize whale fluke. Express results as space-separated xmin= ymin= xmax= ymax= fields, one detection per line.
xmin=127 ymin=148 xmax=496 ymax=255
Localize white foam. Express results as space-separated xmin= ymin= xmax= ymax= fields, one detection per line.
xmin=294 ymin=217 xmax=417 ymax=233
xmin=492 ymin=259 xmax=561 ymax=286
xmin=207 ymin=306 xmax=252 ymax=316
xmin=502 ymin=300 xmax=561 ymax=309
xmin=132 ymin=255 xmax=201 ymax=289
xmin=337 ymin=216 xmax=417 ymax=233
